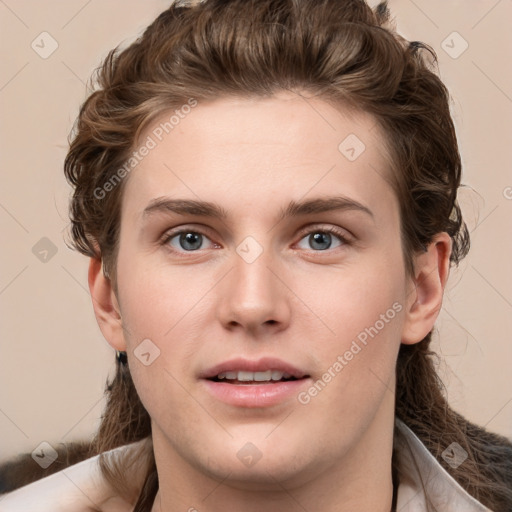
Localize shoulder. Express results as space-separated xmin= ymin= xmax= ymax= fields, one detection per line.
xmin=0 ymin=451 xmax=104 ymax=511
xmin=394 ymin=419 xmax=493 ymax=512
xmin=0 ymin=440 xmax=147 ymax=512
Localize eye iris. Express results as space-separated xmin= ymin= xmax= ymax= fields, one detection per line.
xmin=180 ymin=232 xmax=202 ymax=251
xmin=309 ymin=232 xmax=332 ymax=250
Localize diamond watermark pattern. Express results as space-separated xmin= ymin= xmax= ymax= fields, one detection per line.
xmin=441 ymin=32 xmax=468 ymax=59
xmin=236 ymin=236 xmax=263 ymax=264
xmin=31 ymin=441 xmax=58 ymax=469
xmin=237 ymin=442 xmax=263 ymax=467
xmin=441 ymin=442 xmax=468 ymax=469
xmin=32 ymin=237 xmax=58 ymax=263
xmin=31 ymin=32 xmax=59 ymax=59
xmin=338 ymin=134 xmax=366 ymax=162
xmin=134 ymin=338 xmax=161 ymax=366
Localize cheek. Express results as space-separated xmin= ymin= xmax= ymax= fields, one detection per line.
xmin=297 ymin=255 xmax=406 ymax=344
xmin=129 ymin=357 xmax=204 ymax=446
xmin=116 ymin=255 xmax=215 ymax=397
xmin=293 ymin=256 xmax=406 ymax=407
xmin=116 ymin=246 xmax=209 ymax=337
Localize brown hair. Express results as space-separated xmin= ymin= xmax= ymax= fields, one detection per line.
xmin=6 ymin=0 xmax=512 ymax=509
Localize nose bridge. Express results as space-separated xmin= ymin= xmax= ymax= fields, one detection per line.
xmin=216 ymin=236 xmax=290 ymax=331
xmin=232 ymin=240 xmax=279 ymax=307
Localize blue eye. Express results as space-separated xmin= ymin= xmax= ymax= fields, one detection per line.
xmin=161 ymin=226 xmax=350 ymax=256
xmin=296 ymin=228 xmax=347 ymax=251
xmin=164 ymin=231 xmax=214 ymax=252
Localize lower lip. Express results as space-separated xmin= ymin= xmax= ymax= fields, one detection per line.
xmin=201 ymin=379 xmax=310 ymax=408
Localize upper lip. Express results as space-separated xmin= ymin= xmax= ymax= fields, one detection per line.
xmin=199 ymin=357 xmax=309 ymax=379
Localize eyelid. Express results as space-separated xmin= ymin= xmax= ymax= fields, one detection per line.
xmin=159 ymin=224 xmax=219 ymax=249
xmin=294 ymin=224 xmax=354 ymax=244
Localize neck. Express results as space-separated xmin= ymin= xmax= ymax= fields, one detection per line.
xmin=149 ymin=400 xmax=395 ymax=512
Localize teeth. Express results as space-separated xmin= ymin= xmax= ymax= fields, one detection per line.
xmin=253 ymin=370 xmax=272 ymax=381
xmin=274 ymin=371 xmax=293 ymax=380
xmin=216 ymin=370 xmax=294 ymax=381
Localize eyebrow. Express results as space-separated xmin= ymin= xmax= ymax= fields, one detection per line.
xmin=142 ymin=195 xmax=374 ymax=222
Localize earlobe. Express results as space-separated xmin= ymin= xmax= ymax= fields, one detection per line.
xmin=401 ymin=233 xmax=452 ymax=345
xmin=88 ymin=257 xmax=126 ymax=352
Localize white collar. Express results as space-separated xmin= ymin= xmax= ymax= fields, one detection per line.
xmin=394 ymin=418 xmax=491 ymax=511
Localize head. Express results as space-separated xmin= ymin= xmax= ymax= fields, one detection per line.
xmin=64 ymin=0 xmax=485 ymax=506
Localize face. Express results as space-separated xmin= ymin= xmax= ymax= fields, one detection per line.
xmin=110 ymin=91 xmax=413 ymax=488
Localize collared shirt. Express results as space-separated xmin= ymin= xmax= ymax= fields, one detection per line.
xmin=0 ymin=419 xmax=492 ymax=511
xmin=393 ymin=419 xmax=491 ymax=511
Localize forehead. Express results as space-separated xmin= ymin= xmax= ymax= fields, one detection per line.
xmin=121 ymin=92 xmax=397 ymax=225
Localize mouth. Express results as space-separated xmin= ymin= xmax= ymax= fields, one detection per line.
xmin=208 ymin=369 xmax=307 ymax=385
xmin=200 ymin=357 xmax=311 ymax=407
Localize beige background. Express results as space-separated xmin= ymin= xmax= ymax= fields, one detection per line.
xmin=0 ymin=0 xmax=511 ymax=462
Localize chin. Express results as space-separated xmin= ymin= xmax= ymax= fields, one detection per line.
xmin=205 ymin=458 xmax=314 ymax=491
xmin=194 ymin=437 xmax=322 ymax=490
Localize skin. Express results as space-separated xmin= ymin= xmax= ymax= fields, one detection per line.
xmin=89 ymin=90 xmax=452 ymax=512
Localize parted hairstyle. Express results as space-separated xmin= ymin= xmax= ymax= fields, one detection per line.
xmin=2 ymin=0 xmax=511 ymax=510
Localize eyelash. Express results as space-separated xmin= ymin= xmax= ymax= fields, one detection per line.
xmin=159 ymin=225 xmax=352 ymax=257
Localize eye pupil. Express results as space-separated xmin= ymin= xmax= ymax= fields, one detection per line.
xmin=180 ymin=232 xmax=202 ymax=251
xmin=309 ymin=232 xmax=332 ymax=250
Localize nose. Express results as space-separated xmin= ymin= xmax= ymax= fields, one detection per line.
xmin=215 ymin=246 xmax=291 ymax=336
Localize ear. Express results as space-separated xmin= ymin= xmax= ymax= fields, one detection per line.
xmin=401 ymin=232 xmax=452 ymax=345
xmin=88 ymin=257 xmax=126 ymax=352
